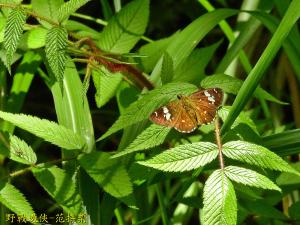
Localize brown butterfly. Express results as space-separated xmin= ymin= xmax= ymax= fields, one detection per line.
xmin=150 ymin=88 xmax=223 ymax=133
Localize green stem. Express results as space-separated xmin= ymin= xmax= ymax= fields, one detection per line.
xmin=114 ymin=208 xmax=126 ymax=225
xmin=71 ymin=12 xmax=153 ymax=43
xmin=155 ymin=184 xmax=169 ymax=225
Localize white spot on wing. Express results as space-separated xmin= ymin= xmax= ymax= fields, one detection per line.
xmin=165 ymin=112 xmax=171 ymax=120
xmin=162 ymin=106 xmax=171 ymax=120
xmin=154 ymin=111 xmax=158 ymax=117
xmin=163 ymin=106 xmax=169 ymax=113
xmin=208 ymin=96 xmax=215 ymax=103
xmin=204 ymin=90 xmax=210 ymax=97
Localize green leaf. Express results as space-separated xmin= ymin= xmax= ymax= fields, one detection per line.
xmin=201 ymin=74 xmax=287 ymax=104
xmin=138 ymin=33 xmax=179 ymax=73
xmin=262 ymin=129 xmax=300 ymax=153
xmin=79 ymin=152 xmax=133 ymax=198
xmin=150 ymin=9 xmax=237 ymax=85
xmin=202 ymin=169 xmax=237 ymax=225
xmin=0 ymin=181 xmax=35 ymax=218
xmin=1 ymin=51 xmax=42 ymax=133
xmin=50 ymin=59 xmax=99 ymax=223
xmin=0 ymin=111 xmax=85 ymax=150
xmin=160 ymin=52 xmax=174 ymax=84
xmin=218 ymin=106 xmax=258 ymax=134
xmin=19 ymin=26 xmax=47 ymax=49
xmin=98 ymin=82 xmax=197 ymax=140
xmin=57 ymin=0 xmax=91 ymax=22
xmin=4 ymin=7 xmax=26 ymax=72
xmin=92 ymin=69 xmax=122 ymax=108
xmin=224 ymin=166 xmax=281 ymax=191
xmin=289 ymin=201 xmax=300 ymax=220
xmin=221 ymin=0 xmax=300 ymax=133
xmin=9 ymin=134 xmax=37 ymax=165
xmin=98 ymin=0 xmax=149 ymax=53
xmin=112 ymin=124 xmax=171 ymax=158
xmin=173 ymin=41 xmax=222 ymax=83
xmin=45 ymin=26 xmax=68 ymax=83
xmin=223 ymin=141 xmax=300 ymax=175
xmin=32 ymin=165 xmax=83 ymax=215
xmin=276 ymin=163 xmax=300 ymax=186
xmin=32 ymin=0 xmax=64 ymax=27
xmin=166 ymin=9 xmax=237 ymax=69
xmin=138 ymin=142 xmax=218 ymax=172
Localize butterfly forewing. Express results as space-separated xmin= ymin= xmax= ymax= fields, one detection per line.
xmin=150 ymin=88 xmax=223 ymax=133
xmin=150 ymin=101 xmax=198 ymax=133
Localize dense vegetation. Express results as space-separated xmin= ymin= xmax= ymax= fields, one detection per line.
xmin=0 ymin=0 xmax=300 ymax=224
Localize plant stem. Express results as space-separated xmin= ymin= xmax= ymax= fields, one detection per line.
xmin=114 ymin=208 xmax=126 ymax=225
xmin=155 ymin=184 xmax=169 ymax=225
xmin=215 ymin=116 xmax=224 ymax=170
xmin=0 ymin=156 xmax=78 ymax=181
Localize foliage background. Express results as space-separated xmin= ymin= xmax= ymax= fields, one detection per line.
xmin=0 ymin=0 xmax=300 ymax=225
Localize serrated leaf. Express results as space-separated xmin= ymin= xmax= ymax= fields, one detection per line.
xmin=98 ymin=82 xmax=197 ymax=140
xmin=202 ymin=170 xmax=237 ymax=225
xmin=32 ymin=165 xmax=83 ymax=215
xmin=9 ymin=134 xmax=37 ymax=165
xmin=4 ymin=7 xmax=26 ymax=72
xmin=92 ymin=69 xmax=122 ymax=108
xmin=160 ymin=52 xmax=174 ymax=84
xmin=218 ymin=106 xmax=258 ymax=134
xmin=98 ymin=0 xmax=149 ymax=53
xmin=0 ymin=111 xmax=85 ymax=150
xmin=138 ymin=142 xmax=218 ymax=172
xmin=0 ymin=181 xmax=35 ymax=218
xmin=224 ymin=166 xmax=281 ymax=191
xmin=223 ymin=141 xmax=300 ymax=175
xmin=32 ymin=0 xmax=63 ymax=27
xmin=45 ymin=26 xmax=68 ymax=83
xmin=57 ymin=0 xmax=91 ymax=22
xmin=79 ymin=152 xmax=133 ymax=198
xmin=112 ymin=124 xmax=171 ymax=158
xmin=201 ymin=74 xmax=287 ymax=104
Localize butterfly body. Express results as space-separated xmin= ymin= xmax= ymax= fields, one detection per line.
xmin=150 ymin=88 xmax=223 ymax=133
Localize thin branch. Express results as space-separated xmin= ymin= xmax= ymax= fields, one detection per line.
xmin=0 ymin=156 xmax=78 ymax=181
xmin=215 ymin=116 xmax=224 ymax=170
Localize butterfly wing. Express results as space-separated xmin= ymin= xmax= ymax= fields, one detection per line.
xmin=189 ymin=88 xmax=223 ymax=125
xmin=150 ymin=100 xmax=198 ymax=133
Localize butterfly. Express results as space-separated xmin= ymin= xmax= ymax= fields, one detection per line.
xmin=149 ymin=88 xmax=223 ymax=133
